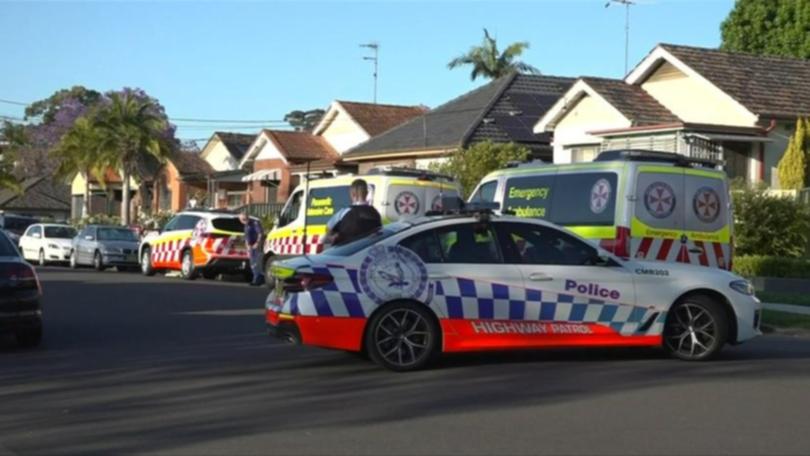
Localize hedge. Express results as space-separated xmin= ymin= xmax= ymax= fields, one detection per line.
xmin=732 ymin=255 xmax=810 ymax=279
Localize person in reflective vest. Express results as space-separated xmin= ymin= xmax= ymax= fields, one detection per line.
xmin=326 ymin=179 xmax=382 ymax=246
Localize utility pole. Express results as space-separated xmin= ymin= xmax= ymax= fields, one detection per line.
xmin=360 ymin=42 xmax=379 ymax=104
xmin=605 ymin=0 xmax=635 ymax=76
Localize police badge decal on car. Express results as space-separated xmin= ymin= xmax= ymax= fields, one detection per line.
xmin=359 ymin=245 xmax=428 ymax=304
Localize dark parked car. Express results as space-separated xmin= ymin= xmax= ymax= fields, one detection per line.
xmin=70 ymin=225 xmax=140 ymax=271
xmin=0 ymin=230 xmax=42 ymax=347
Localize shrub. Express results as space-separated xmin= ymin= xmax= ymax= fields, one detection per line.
xmin=71 ymin=213 xmax=122 ymax=229
xmin=733 ymin=255 xmax=810 ymax=279
xmin=732 ymin=185 xmax=810 ymax=258
xmin=429 ymin=140 xmax=531 ymax=198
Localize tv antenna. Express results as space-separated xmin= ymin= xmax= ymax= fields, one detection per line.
xmin=605 ymin=0 xmax=635 ymax=76
xmin=360 ymin=42 xmax=379 ymax=103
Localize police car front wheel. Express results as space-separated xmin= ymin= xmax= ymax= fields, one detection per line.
xmin=664 ymin=295 xmax=729 ymax=361
xmin=365 ymin=302 xmax=439 ymax=372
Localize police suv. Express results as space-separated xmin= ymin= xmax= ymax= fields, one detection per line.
xmin=266 ymin=205 xmax=761 ymax=371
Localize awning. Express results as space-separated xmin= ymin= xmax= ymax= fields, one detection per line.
xmin=689 ymin=133 xmax=773 ymax=143
xmin=241 ymin=169 xmax=282 ymax=182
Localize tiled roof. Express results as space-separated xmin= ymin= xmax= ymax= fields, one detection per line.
xmin=0 ymin=176 xmax=70 ymax=211
xmin=337 ymin=101 xmax=427 ymax=136
xmin=660 ymin=43 xmax=810 ymax=118
xmin=581 ymin=77 xmax=679 ymax=125
xmin=168 ymin=151 xmax=213 ymax=176
xmin=266 ymin=130 xmax=339 ymax=163
xmin=344 ymin=73 xmax=574 ymax=159
xmin=215 ymin=132 xmax=255 ymax=161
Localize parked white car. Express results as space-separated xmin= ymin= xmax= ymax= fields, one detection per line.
xmin=19 ymin=223 xmax=77 ymax=266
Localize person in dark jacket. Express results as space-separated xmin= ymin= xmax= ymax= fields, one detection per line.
xmin=326 ymin=179 xmax=382 ymax=246
xmin=240 ymin=212 xmax=265 ymax=286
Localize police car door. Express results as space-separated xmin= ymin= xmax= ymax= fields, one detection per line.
xmin=493 ymin=221 xmax=644 ymax=339
xmin=398 ymin=222 xmax=525 ymax=345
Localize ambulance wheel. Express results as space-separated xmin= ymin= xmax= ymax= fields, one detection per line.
xmin=180 ymin=250 xmax=197 ymax=280
xmin=141 ymin=247 xmax=155 ymax=276
xmin=664 ymin=294 xmax=728 ymax=361
xmin=365 ymin=301 xmax=439 ymax=372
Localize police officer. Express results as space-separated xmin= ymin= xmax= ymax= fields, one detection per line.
xmin=240 ymin=212 xmax=265 ymax=286
xmin=326 ymin=179 xmax=382 ymax=246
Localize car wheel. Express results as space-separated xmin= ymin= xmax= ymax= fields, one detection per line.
xmin=69 ymin=251 xmax=78 ymax=269
xmin=180 ymin=250 xmax=197 ymax=280
xmin=93 ymin=251 xmax=105 ymax=271
xmin=16 ymin=325 xmax=42 ymax=348
xmin=141 ymin=247 xmax=155 ymax=276
xmin=38 ymin=249 xmax=46 ymax=267
xmin=263 ymin=255 xmax=275 ymax=289
xmin=202 ymin=269 xmax=218 ymax=280
xmin=664 ymin=295 xmax=729 ymax=361
xmin=365 ymin=301 xmax=440 ymax=372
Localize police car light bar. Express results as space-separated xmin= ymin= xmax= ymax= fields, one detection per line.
xmin=425 ymin=197 xmax=500 ymax=217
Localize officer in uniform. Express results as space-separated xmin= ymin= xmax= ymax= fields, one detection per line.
xmin=326 ymin=179 xmax=382 ymax=246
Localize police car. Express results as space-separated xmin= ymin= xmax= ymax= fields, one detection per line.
xmin=266 ymin=206 xmax=761 ymax=371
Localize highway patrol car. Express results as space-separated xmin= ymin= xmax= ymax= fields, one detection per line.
xmin=139 ymin=210 xmax=249 ymax=280
xmin=266 ymin=207 xmax=761 ymax=371
xmin=263 ymin=167 xmax=459 ymax=275
xmin=470 ymin=150 xmax=733 ymax=270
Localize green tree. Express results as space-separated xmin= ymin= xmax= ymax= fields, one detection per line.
xmin=720 ymin=0 xmax=810 ymax=59
xmin=430 ymin=141 xmax=530 ymax=197
xmin=94 ymin=92 xmax=174 ymax=225
xmin=51 ymin=116 xmax=106 ymax=218
xmin=777 ymin=118 xmax=809 ymax=190
xmin=284 ymin=109 xmax=325 ymax=132
xmin=448 ymin=29 xmax=540 ymax=81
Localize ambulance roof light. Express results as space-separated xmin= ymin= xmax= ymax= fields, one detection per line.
xmin=504 ymin=159 xmax=549 ymax=169
xmin=595 ymin=149 xmax=720 ymax=169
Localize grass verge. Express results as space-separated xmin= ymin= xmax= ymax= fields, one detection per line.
xmin=762 ymin=310 xmax=810 ymax=331
xmin=756 ymin=291 xmax=810 ymax=307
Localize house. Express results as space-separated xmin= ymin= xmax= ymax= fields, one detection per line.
xmin=1 ymin=176 xmax=71 ymax=221
xmin=313 ymin=100 xmax=427 ymax=153
xmin=152 ymin=151 xmax=214 ymax=212
xmin=199 ymin=131 xmax=254 ymax=172
xmin=340 ymin=73 xmax=575 ymax=173
xmin=239 ymin=129 xmax=339 ymax=205
xmin=534 ymin=43 xmax=810 ymax=187
xmin=69 ymin=156 xmax=161 ymax=220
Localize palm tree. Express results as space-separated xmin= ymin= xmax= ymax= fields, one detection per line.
xmin=448 ymin=29 xmax=540 ymax=81
xmin=94 ymin=93 xmax=173 ymax=225
xmin=52 ymin=116 xmax=107 ymax=218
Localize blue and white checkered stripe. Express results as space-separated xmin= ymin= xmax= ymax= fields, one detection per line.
xmin=275 ymin=266 xmax=667 ymax=337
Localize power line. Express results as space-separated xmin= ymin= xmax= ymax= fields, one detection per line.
xmin=0 ymin=98 xmax=29 ymax=106
xmin=171 ymin=117 xmax=287 ymax=124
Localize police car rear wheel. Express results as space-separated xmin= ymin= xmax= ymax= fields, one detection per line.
xmin=366 ymin=302 xmax=438 ymax=372
xmin=141 ymin=247 xmax=155 ymax=276
xmin=664 ymin=295 xmax=728 ymax=361
xmin=180 ymin=250 xmax=197 ymax=280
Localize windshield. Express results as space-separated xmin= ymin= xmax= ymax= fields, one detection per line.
xmin=322 ymin=222 xmax=411 ymax=257
xmin=0 ymin=232 xmax=18 ymax=256
xmin=97 ymin=228 xmax=138 ymax=242
xmin=44 ymin=226 xmax=77 ymax=239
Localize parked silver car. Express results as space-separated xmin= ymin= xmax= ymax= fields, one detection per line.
xmin=70 ymin=225 xmax=140 ymax=271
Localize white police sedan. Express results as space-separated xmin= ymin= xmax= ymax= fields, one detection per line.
xmin=266 ymin=213 xmax=761 ymax=371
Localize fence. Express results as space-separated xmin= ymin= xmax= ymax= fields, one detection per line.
xmin=239 ymin=203 xmax=285 ymax=219
xmin=763 ymin=188 xmax=810 ymax=204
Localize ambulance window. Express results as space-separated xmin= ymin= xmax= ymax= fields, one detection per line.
xmin=278 ymin=191 xmax=303 ymax=227
xmin=307 ymin=186 xmax=351 ymax=225
xmin=684 ymin=174 xmax=727 ymax=233
xmin=634 ymin=172 xmax=685 ymax=231
xmin=399 ymin=230 xmax=443 ymax=263
xmin=550 ymin=173 xmax=617 ymax=226
xmin=435 ymin=223 xmax=501 ymax=264
xmin=470 ymin=181 xmax=497 ymax=203
xmin=494 ymin=222 xmax=598 ymax=266
xmin=502 ymin=175 xmax=554 ymax=219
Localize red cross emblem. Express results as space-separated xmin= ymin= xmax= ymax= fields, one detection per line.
xmin=395 ymin=191 xmax=419 ymax=215
xmin=644 ymin=182 xmax=676 ymax=219
xmin=590 ymin=179 xmax=611 ymax=214
xmin=693 ymin=187 xmax=720 ymax=223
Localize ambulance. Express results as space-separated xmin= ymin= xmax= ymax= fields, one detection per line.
xmin=263 ymin=167 xmax=459 ymax=274
xmin=469 ymin=150 xmax=733 ymax=269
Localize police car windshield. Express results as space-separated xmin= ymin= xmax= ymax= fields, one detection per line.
xmin=323 ymin=222 xmax=411 ymax=257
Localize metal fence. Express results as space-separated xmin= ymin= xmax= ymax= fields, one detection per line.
xmin=763 ymin=188 xmax=810 ymax=204
xmin=239 ymin=203 xmax=285 ymax=219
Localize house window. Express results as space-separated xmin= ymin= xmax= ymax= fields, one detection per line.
xmin=226 ymin=191 xmax=245 ymax=208
xmin=567 ymin=145 xmax=600 ymax=163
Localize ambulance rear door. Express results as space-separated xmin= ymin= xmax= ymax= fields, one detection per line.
xmin=682 ymin=170 xmax=730 ymax=269
xmin=630 ymin=166 xmax=687 ymax=264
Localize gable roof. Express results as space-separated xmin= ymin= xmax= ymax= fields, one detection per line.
xmin=266 ymin=130 xmax=339 ymax=163
xmin=168 ymin=151 xmax=213 ymax=176
xmin=343 ymin=73 xmax=575 ymax=160
xmin=580 ymin=77 xmax=679 ymax=125
xmin=0 ymin=176 xmax=70 ymax=211
xmin=336 ymin=101 xmax=427 ymax=136
xmin=214 ymin=132 xmax=255 ymax=161
xmin=631 ymin=43 xmax=810 ymax=119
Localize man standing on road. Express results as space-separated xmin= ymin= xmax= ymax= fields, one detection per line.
xmin=240 ymin=212 xmax=265 ymax=286
xmin=326 ymin=178 xmax=382 ymax=246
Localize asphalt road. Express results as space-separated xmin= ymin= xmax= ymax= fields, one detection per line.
xmin=2 ymin=268 xmax=810 ymax=455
